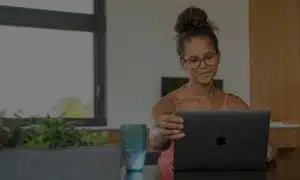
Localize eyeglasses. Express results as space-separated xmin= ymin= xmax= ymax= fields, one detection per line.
xmin=182 ymin=52 xmax=218 ymax=70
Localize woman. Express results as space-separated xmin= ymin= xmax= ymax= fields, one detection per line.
xmin=150 ymin=6 xmax=276 ymax=179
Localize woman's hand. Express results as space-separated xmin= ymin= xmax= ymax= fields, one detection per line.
xmin=157 ymin=114 xmax=185 ymax=140
xmin=267 ymin=144 xmax=277 ymax=161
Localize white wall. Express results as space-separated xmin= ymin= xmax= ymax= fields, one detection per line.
xmin=106 ymin=0 xmax=249 ymax=127
xmin=0 ymin=0 xmax=249 ymax=127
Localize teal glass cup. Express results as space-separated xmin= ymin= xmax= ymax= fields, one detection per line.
xmin=120 ymin=124 xmax=147 ymax=171
xmin=124 ymin=171 xmax=144 ymax=180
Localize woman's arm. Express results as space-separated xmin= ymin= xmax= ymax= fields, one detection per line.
xmin=149 ymin=123 xmax=171 ymax=151
xmin=226 ymin=93 xmax=249 ymax=109
xmin=150 ymin=96 xmax=176 ymax=151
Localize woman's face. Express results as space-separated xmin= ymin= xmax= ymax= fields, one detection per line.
xmin=180 ymin=36 xmax=220 ymax=85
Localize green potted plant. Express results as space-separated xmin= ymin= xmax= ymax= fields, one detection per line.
xmin=0 ymin=114 xmax=121 ymax=180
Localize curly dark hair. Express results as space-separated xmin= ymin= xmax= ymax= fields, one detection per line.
xmin=174 ymin=6 xmax=219 ymax=57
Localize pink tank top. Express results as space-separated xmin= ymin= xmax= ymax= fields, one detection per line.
xmin=158 ymin=93 xmax=229 ymax=180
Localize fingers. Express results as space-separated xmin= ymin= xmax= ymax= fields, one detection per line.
xmin=169 ymin=165 xmax=174 ymax=173
xmin=160 ymin=114 xmax=184 ymax=123
xmin=159 ymin=128 xmax=185 ymax=140
xmin=160 ymin=130 xmax=185 ymax=140
xmin=267 ymin=148 xmax=272 ymax=162
xmin=267 ymin=151 xmax=273 ymax=161
xmin=157 ymin=114 xmax=185 ymax=140
xmin=159 ymin=128 xmax=181 ymax=136
xmin=159 ymin=120 xmax=183 ymax=130
xmin=159 ymin=128 xmax=185 ymax=139
xmin=168 ymin=133 xmax=185 ymax=140
xmin=159 ymin=114 xmax=184 ymax=130
xmin=267 ymin=155 xmax=272 ymax=162
xmin=267 ymin=145 xmax=276 ymax=162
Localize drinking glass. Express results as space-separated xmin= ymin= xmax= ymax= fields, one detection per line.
xmin=120 ymin=124 xmax=147 ymax=171
xmin=124 ymin=171 xmax=144 ymax=180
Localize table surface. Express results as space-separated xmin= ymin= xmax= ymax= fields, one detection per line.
xmin=118 ymin=148 xmax=300 ymax=180
xmin=270 ymin=122 xmax=300 ymax=128
xmin=77 ymin=121 xmax=300 ymax=130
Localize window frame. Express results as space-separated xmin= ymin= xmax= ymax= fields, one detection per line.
xmin=0 ymin=0 xmax=107 ymax=126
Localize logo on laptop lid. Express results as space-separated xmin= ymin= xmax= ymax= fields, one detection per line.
xmin=216 ymin=136 xmax=227 ymax=146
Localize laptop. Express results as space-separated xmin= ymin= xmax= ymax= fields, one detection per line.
xmin=173 ymin=109 xmax=270 ymax=172
xmin=174 ymin=171 xmax=266 ymax=180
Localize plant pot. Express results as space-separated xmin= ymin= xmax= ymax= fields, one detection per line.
xmin=0 ymin=145 xmax=121 ymax=180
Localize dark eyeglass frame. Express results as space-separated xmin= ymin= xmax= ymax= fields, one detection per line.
xmin=182 ymin=52 xmax=218 ymax=70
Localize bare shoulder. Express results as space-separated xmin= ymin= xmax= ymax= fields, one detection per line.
xmin=226 ymin=93 xmax=249 ymax=109
xmin=152 ymin=88 xmax=182 ymax=120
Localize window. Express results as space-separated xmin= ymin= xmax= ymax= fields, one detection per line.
xmin=1 ymin=0 xmax=93 ymax=14
xmin=0 ymin=27 xmax=93 ymax=117
xmin=0 ymin=0 xmax=106 ymax=126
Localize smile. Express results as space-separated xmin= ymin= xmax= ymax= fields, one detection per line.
xmin=199 ymin=72 xmax=213 ymax=75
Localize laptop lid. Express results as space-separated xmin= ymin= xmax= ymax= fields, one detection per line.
xmin=174 ymin=109 xmax=270 ymax=171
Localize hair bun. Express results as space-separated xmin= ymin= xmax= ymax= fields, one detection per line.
xmin=174 ymin=6 xmax=217 ymax=34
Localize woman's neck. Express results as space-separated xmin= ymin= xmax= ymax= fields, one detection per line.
xmin=186 ymin=81 xmax=215 ymax=97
